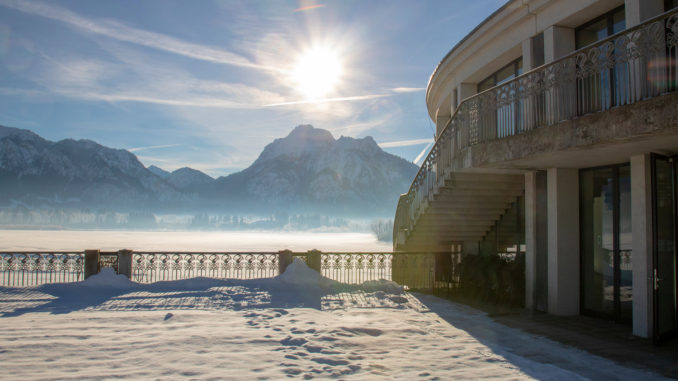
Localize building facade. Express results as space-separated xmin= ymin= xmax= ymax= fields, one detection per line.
xmin=393 ymin=0 xmax=678 ymax=342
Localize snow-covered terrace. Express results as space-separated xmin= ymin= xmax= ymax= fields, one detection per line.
xmin=0 ymin=260 xmax=674 ymax=380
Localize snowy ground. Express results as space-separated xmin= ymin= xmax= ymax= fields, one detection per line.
xmin=0 ymin=260 xmax=669 ymax=380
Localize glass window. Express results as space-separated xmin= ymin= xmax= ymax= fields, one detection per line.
xmin=580 ymin=164 xmax=632 ymax=322
xmin=478 ymin=77 xmax=495 ymax=93
xmin=576 ymin=18 xmax=609 ymax=49
xmin=581 ymin=167 xmax=615 ymax=317
xmin=477 ymin=58 xmax=523 ymax=92
xmin=612 ymin=8 xmax=626 ymax=34
xmin=575 ymin=6 xmax=626 ymax=49
xmin=666 ymin=0 xmax=678 ymax=11
xmin=619 ymin=166 xmax=632 ymax=322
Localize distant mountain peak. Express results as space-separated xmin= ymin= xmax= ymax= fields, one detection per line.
xmin=288 ymin=124 xmax=335 ymax=142
xmin=148 ymin=165 xmax=171 ymax=179
xmin=256 ymin=124 xmax=336 ymax=163
xmin=215 ymin=124 xmax=419 ymax=215
xmin=166 ymin=167 xmax=214 ymax=191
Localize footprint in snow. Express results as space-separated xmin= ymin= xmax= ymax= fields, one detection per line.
xmin=164 ymin=313 xmax=174 ymax=320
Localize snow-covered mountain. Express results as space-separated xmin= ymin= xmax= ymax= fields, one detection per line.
xmin=212 ymin=125 xmax=418 ymax=214
xmin=148 ymin=165 xmax=171 ymax=179
xmin=0 ymin=124 xmax=418 ymax=215
xmin=166 ymin=167 xmax=214 ymax=191
xmin=0 ymin=125 xmax=181 ymax=209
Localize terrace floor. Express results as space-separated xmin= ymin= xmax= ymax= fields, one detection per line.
xmin=492 ymin=311 xmax=678 ymax=379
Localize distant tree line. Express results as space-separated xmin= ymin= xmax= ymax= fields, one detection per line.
xmin=370 ymin=219 xmax=393 ymax=242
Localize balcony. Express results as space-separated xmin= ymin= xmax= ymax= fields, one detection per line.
xmin=394 ymin=8 xmax=678 ymax=251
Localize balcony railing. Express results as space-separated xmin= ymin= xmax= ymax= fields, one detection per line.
xmin=395 ymin=8 xmax=678 ymax=246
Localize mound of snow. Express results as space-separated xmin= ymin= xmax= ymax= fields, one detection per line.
xmin=81 ymin=267 xmax=135 ymax=289
xmin=354 ymin=279 xmax=403 ymax=294
xmin=277 ymin=258 xmax=337 ymax=289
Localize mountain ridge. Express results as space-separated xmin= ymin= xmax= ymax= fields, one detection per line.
xmin=0 ymin=124 xmax=418 ymax=216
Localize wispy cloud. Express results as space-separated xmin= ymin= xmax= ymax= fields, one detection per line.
xmin=262 ymin=94 xmax=388 ymax=107
xmin=294 ymin=4 xmax=326 ymax=12
xmin=391 ymin=87 xmax=425 ymax=93
xmin=128 ymin=144 xmax=182 ymax=153
xmin=0 ymin=0 xmax=276 ymax=71
xmin=25 ymin=53 xmax=286 ymax=109
xmin=378 ymin=138 xmax=433 ymax=148
xmin=262 ymin=86 xmax=423 ymax=108
xmin=413 ymin=142 xmax=433 ymax=165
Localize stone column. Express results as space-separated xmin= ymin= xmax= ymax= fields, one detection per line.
xmin=631 ymin=154 xmax=654 ymax=338
xmin=524 ymin=171 xmax=537 ymax=310
xmin=543 ymin=26 xmax=574 ymax=63
xmin=458 ymin=83 xmax=476 ymax=106
xmin=522 ymin=38 xmax=534 ymax=72
xmin=84 ymin=249 xmax=100 ymax=279
xmin=307 ymin=249 xmax=321 ymax=273
xmin=117 ymin=249 xmax=133 ymax=279
xmin=547 ymin=168 xmax=579 ymax=316
xmin=278 ymin=250 xmax=293 ymax=275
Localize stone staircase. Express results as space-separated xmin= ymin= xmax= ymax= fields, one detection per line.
xmin=396 ymin=172 xmax=524 ymax=252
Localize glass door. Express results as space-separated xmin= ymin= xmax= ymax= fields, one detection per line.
xmin=580 ymin=164 xmax=632 ymax=322
xmin=651 ymin=154 xmax=678 ymax=343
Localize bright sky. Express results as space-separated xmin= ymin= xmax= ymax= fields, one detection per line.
xmin=0 ymin=0 xmax=504 ymax=177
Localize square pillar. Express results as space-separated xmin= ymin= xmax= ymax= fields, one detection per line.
xmin=631 ymin=154 xmax=654 ymax=338
xmin=525 ymin=172 xmax=537 ymax=310
xmin=522 ymin=38 xmax=534 ymax=72
xmin=84 ymin=249 xmax=100 ymax=279
xmin=547 ymin=168 xmax=579 ymax=315
xmin=117 ymin=249 xmax=133 ymax=279
xmin=307 ymin=249 xmax=321 ymax=273
xmin=526 ymin=171 xmax=549 ymax=311
xmin=278 ymin=250 xmax=293 ymax=275
xmin=458 ymin=83 xmax=476 ymax=105
xmin=544 ymin=26 xmax=574 ymax=63
xmin=436 ymin=115 xmax=450 ymax=137
xmin=625 ymin=0 xmax=664 ymax=28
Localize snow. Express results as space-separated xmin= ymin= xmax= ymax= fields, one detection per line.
xmin=0 ymin=261 xmax=669 ymax=380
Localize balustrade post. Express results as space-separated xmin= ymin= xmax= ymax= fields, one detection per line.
xmin=278 ymin=250 xmax=293 ymax=275
xmin=117 ymin=249 xmax=133 ymax=279
xmin=84 ymin=249 xmax=100 ymax=279
xmin=307 ymin=249 xmax=321 ymax=273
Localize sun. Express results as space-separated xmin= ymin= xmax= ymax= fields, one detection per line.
xmin=291 ymin=46 xmax=343 ymax=100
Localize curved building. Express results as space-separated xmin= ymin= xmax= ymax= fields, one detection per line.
xmin=394 ymin=0 xmax=678 ymax=341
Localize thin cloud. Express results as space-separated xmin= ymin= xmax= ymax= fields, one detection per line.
xmin=413 ymin=142 xmax=433 ymax=165
xmin=391 ymin=87 xmax=426 ymax=93
xmin=262 ymin=94 xmax=389 ymax=107
xmin=128 ymin=144 xmax=182 ymax=153
xmin=0 ymin=0 xmax=277 ymax=72
xmin=379 ymin=138 xmax=433 ymax=148
xmin=263 ymin=86 xmax=425 ymax=108
xmin=294 ymin=4 xmax=326 ymax=12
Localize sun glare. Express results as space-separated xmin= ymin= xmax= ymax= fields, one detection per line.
xmin=291 ymin=46 xmax=343 ymax=100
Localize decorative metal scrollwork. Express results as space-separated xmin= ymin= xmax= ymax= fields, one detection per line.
xmin=319 ymin=253 xmax=393 ymax=284
xmin=0 ymin=252 xmax=84 ymax=286
xmin=130 ymin=252 xmax=281 ymax=283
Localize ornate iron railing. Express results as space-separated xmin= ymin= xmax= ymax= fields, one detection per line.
xmin=320 ymin=253 xmax=392 ymax=284
xmin=0 ymin=252 xmax=84 ymax=286
xmin=131 ymin=252 xmax=394 ymax=284
xmin=0 ymin=250 xmax=399 ymax=286
xmin=131 ymin=252 xmax=280 ymax=283
xmin=395 ymin=9 xmax=678 ymax=245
